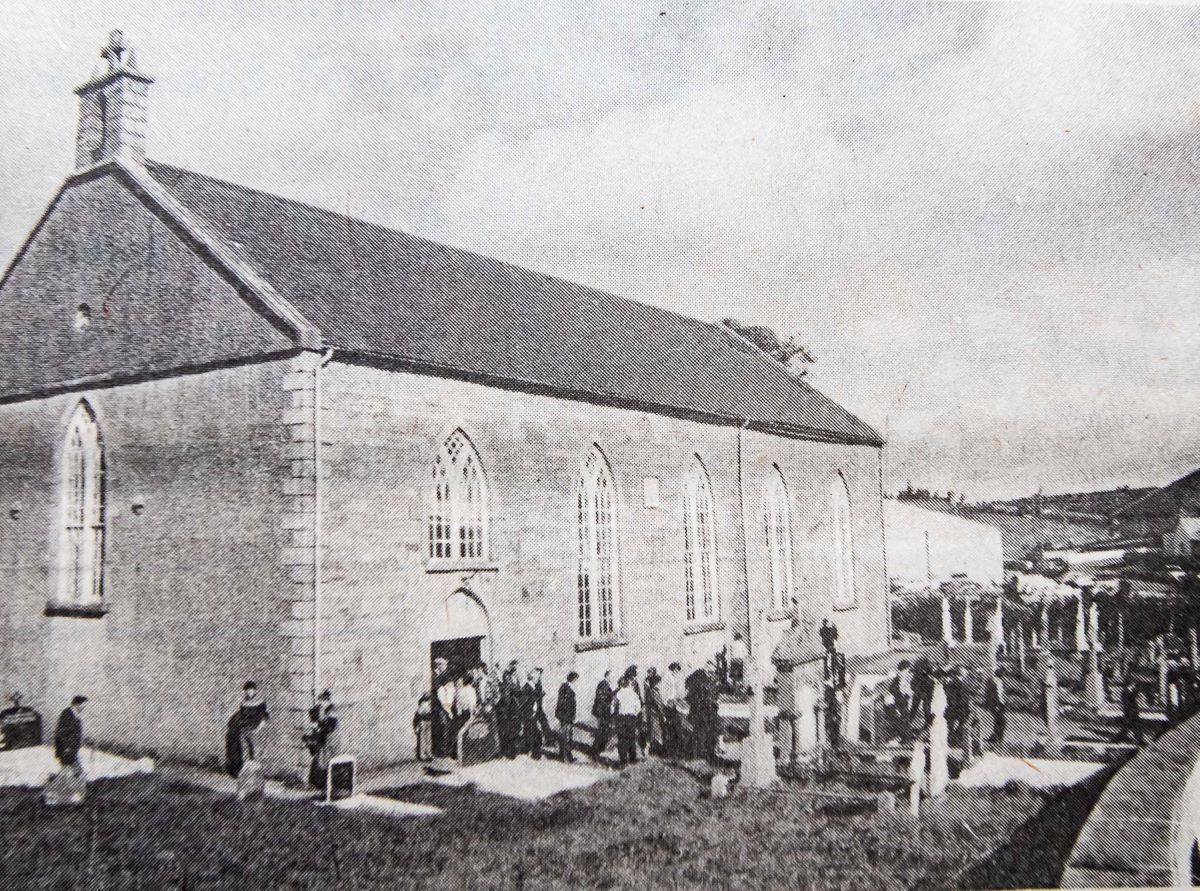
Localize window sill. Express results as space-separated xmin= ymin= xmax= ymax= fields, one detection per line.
xmin=44 ymin=602 xmax=108 ymax=619
xmin=767 ymin=609 xmax=796 ymax=623
xmin=831 ymin=601 xmax=859 ymax=612
xmin=683 ymin=620 xmax=725 ymax=636
xmin=574 ymin=636 xmax=629 ymax=653
xmin=424 ymin=558 xmax=499 ymax=574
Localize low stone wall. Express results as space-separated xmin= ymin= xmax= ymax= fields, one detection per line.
xmin=1061 ymin=709 xmax=1200 ymax=888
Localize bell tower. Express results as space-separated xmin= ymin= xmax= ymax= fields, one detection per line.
xmin=73 ymin=30 xmax=154 ymax=170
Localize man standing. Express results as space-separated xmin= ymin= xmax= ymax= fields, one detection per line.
xmin=820 ymin=618 xmax=839 ymax=654
xmin=1113 ymin=676 xmax=1144 ymax=745
xmin=613 ymin=675 xmax=643 ymax=767
xmin=663 ymin=662 xmax=687 ymax=758
xmin=592 ymin=671 xmax=614 ymax=760
xmin=54 ymin=695 xmax=87 ymax=770
xmin=686 ymin=660 xmax=719 ymax=764
xmin=556 ymin=671 xmax=579 ymax=762
xmin=236 ymin=682 xmax=270 ymax=761
xmin=304 ymin=690 xmax=338 ymax=791
xmin=945 ymin=667 xmax=971 ymax=744
xmin=498 ymin=660 xmax=521 ymax=758
xmin=983 ymin=667 xmax=1007 ymax=745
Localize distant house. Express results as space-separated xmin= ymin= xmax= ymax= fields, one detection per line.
xmin=884 ymin=500 xmax=1003 ymax=589
xmin=1163 ymin=517 xmax=1200 ymax=560
xmin=1116 ymin=469 xmax=1200 ymax=538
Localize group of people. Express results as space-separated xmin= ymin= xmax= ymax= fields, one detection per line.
xmin=222 ymin=682 xmax=339 ymax=794
xmin=416 ymin=655 xmax=727 ymax=769
xmin=878 ymin=658 xmax=1005 ymax=747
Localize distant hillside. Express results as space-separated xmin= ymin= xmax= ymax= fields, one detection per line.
xmin=988 ymin=486 xmax=1156 ymax=521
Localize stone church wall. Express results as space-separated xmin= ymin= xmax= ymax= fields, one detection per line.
xmin=0 ymin=360 xmax=295 ymax=769
xmin=316 ymin=359 xmax=887 ymax=767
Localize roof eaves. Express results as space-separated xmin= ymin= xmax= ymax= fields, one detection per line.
xmin=334 ymin=346 xmax=884 ymax=448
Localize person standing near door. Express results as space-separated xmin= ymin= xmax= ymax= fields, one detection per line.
xmin=592 ymin=670 xmax=614 ymax=760
xmin=556 ymin=672 xmax=579 ymax=762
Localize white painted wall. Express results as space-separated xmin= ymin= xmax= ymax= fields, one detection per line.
xmin=885 ymin=500 xmax=1004 ymax=587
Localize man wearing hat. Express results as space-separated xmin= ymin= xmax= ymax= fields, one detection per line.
xmin=54 ymin=695 xmax=87 ymax=770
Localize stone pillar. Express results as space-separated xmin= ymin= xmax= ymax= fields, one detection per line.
xmin=964 ymin=598 xmax=975 ymax=644
xmin=928 ymin=682 xmax=950 ymax=798
xmin=742 ymin=637 xmax=777 ymax=787
xmin=942 ymin=594 xmax=954 ymax=646
xmin=1159 ymin=648 xmax=1170 ymax=711
xmin=1044 ymin=661 xmax=1062 ymax=756
xmin=1076 ymin=593 xmax=1088 ymax=653
xmin=1083 ymin=649 xmax=1103 ymax=711
xmin=1089 ymin=602 xmax=1103 ymax=653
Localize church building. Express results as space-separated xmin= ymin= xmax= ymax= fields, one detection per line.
xmin=0 ymin=34 xmax=889 ymax=772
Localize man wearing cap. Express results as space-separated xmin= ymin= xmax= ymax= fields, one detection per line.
xmin=54 ymin=695 xmax=87 ymax=770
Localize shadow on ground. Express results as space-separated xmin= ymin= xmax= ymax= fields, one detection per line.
xmin=956 ymin=765 xmax=1116 ymax=890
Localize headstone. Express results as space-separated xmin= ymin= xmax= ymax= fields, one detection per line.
xmin=796 ymin=683 xmax=818 ymax=754
xmin=876 ymin=790 xmax=897 ymax=817
xmin=710 ymin=772 xmax=730 ymax=798
xmin=909 ymin=740 xmax=926 ymax=818
xmin=1083 ymin=649 xmax=1103 ymax=710
xmin=43 ymin=767 xmax=87 ymax=807
xmin=458 ymin=716 xmax=499 ymax=768
xmin=928 ymin=682 xmax=949 ymax=798
xmin=1044 ymin=665 xmax=1062 ymax=756
xmin=236 ymin=759 xmax=265 ymax=801
xmin=326 ymin=755 xmax=356 ymax=802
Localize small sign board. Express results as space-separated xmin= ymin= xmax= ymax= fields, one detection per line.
xmin=458 ymin=716 xmax=499 ymax=768
xmin=326 ymin=755 xmax=356 ymax=802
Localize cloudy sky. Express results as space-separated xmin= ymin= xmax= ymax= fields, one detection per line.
xmin=3 ymin=1 xmax=1199 ymax=500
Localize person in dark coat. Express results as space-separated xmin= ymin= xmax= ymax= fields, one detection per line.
xmin=529 ymin=668 xmax=551 ymax=759
xmin=819 ymin=618 xmax=839 ymax=653
xmin=498 ymin=660 xmax=521 ymax=759
xmin=592 ymin=671 xmax=615 ymax=760
xmin=982 ymin=668 xmax=1007 ymax=744
xmin=945 ymin=667 xmax=971 ymax=743
xmin=54 ymin=695 xmax=86 ymax=770
xmin=1113 ymin=677 xmax=1145 ymax=745
xmin=304 ymin=689 xmax=338 ymax=791
xmin=686 ymin=661 xmax=719 ymax=764
xmin=236 ymin=681 xmax=270 ymax=761
xmin=556 ymin=672 xmax=579 ymax=762
xmin=644 ymin=669 xmax=666 ymax=755
xmin=910 ymin=657 xmax=935 ymax=726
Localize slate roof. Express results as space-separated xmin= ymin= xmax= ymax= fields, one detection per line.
xmin=1116 ymin=468 xmax=1200 ymax=523
xmin=144 ymin=161 xmax=882 ymax=446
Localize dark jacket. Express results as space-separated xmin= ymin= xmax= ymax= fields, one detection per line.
xmin=54 ymin=707 xmax=82 ymax=767
xmin=592 ymin=680 xmax=613 ymax=723
xmin=982 ymin=677 xmax=1005 ymax=712
xmin=556 ymin=682 xmax=577 ymax=724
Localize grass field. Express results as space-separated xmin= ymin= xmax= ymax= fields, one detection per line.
xmin=0 ymin=760 xmax=1107 ymax=890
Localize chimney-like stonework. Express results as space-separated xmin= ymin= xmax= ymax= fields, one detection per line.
xmin=74 ymin=30 xmax=154 ymax=170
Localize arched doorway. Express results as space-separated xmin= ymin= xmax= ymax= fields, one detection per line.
xmin=429 ymin=589 xmax=492 ymax=683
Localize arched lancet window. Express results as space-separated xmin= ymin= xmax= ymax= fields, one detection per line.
xmin=832 ymin=472 xmax=856 ymax=608
xmin=684 ymin=457 xmax=719 ymax=623
xmin=428 ymin=430 xmax=489 ymax=562
xmin=59 ymin=401 xmax=105 ymax=604
xmin=762 ymin=467 xmax=793 ymax=612
xmin=577 ymin=447 xmax=619 ymax=639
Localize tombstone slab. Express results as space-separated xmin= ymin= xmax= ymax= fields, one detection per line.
xmin=458 ymin=716 xmax=500 ymax=768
